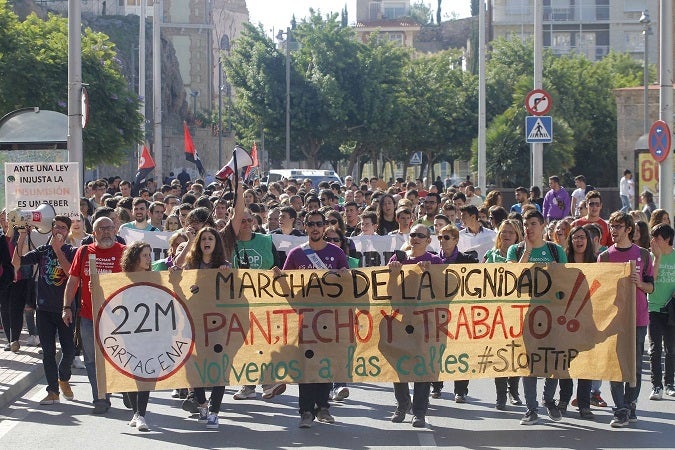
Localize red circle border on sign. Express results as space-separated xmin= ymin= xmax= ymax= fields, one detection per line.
xmin=525 ymin=89 xmax=552 ymax=116
xmin=648 ymin=120 xmax=671 ymax=163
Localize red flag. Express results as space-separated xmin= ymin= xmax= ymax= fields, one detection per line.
xmin=244 ymin=142 xmax=259 ymax=179
xmin=134 ymin=144 xmax=155 ymax=186
xmin=183 ymin=122 xmax=205 ymax=177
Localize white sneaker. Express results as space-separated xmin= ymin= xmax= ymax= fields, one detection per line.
xmin=72 ymin=356 xmax=86 ymax=369
xmin=233 ymin=386 xmax=256 ymax=400
xmin=332 ymin=386 xmax=349 ymax=401
xmin=129 ymin=412 xmax=139 ymax=427
xmin=649 ymin=387 xmax=663 ymax=400
xmin=136 ymin=415 xmax=149 ymax=431
xmin=30 ymin=335 xmax=40 ymax=346
xmin=206 ymin=413 xmax=219 ymax=429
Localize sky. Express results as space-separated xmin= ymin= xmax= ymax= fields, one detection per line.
xmin=246 ymin=1 xmax=473 ymax=37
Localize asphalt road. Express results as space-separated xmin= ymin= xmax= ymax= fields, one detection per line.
xmin=1 ymin=368 xmax=674 ymax=449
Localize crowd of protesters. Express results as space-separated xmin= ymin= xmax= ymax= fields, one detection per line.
xmin=1 ymin=170 xmax=672 ymax=431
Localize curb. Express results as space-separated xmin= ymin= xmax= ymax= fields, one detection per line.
xmin=0 ymin=350 xmax=61 ymax=411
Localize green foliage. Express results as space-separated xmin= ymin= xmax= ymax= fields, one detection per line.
xmin=408 ymin=2 xmax=433 ymax=25
xmin=481 ymin=38 xmax=643 ymax=187
xmin=0 ymin=5 xmax=142 ymax=167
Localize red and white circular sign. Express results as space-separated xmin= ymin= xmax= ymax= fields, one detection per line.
xmin=96 ymin=282 xmax=195 ymax=382
xmin=525 ymin=89 xmax=552 ymax=116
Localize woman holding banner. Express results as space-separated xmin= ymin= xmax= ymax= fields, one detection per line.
xmin=179 ymin=227 xmax=231 ymax=429
xmin=387 ymin=224 xmax=443 ymax=428
xmin=562 ymin=226 xmax=596 ymax=420
xmin=431 ymin=223 xmax=478 ymax=402
xmin=484 ymin=219 xmax=524 ymax=410
xmin=120 ymin=242 xmax=154 ymax=432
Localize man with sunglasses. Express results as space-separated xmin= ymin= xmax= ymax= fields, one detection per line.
xmin=572 ymin=191 xmax=612 ymax=247
xmin=387 ymin=224 xmax=443 ymax=428
xmin=282 ymin=210 xmax=349 ymax=428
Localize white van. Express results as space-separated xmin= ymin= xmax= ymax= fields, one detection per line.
xmin=265 ymin=169 xmax=342 ymax=188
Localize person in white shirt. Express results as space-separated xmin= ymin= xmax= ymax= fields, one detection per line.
xmin=619 ymin=169 xmax=634 ymax=213
xmin=457 ymin=204 xmax=496 ymax=261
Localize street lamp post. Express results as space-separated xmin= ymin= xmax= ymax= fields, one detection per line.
xmin=640 ymin=9 xmax=651 ymax=134
xmin=190 ymin=90 xmax=199 ymax=118
xmin=277 ymin=27 xmax=291 ymax=169
xmin=218 ymin=58 xmax=223 ymax=169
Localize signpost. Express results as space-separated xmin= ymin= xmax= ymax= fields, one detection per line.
xmin=648 ymin=119 xmax=671 ymax=163
xmin=525 ymin=89 xmax=552 ymax=116
xmin=525 ymin=116 xmax=553 ymax=143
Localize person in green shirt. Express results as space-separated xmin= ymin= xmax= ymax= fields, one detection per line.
xmin=648 ymin=223 xmax=675 ymax=398
xmin=506 ymin=210 xmax=566 ymax=425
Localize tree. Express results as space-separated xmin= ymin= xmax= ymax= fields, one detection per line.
xmin=479 ymin=38 xmax=643 ymax=187
xmin=398 ymin=50 xmax=478 ymax=178
xmin=0 ymin=5 xmax=142 ymax=166
xmin=409 ymin=2 xmax=433 ymax=25
xmin=437 ymin=0 xmax=442 ymax=24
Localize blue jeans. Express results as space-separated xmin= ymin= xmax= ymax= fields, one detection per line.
xmin=523 ymin=377 xmax=558 ymax=411
xmin=37 ymin=310 xmax=74 ymax=393
xmin=620 ymin=195 xmax=631 ymax=213
xmin=611 ymin=326 xmax=647 ymax=409
xmin=80 ymin=317 xmax=110 ymax=405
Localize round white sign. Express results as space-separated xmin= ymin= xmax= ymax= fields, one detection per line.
xmin=96 ymin=283 xmax=195 ymax=382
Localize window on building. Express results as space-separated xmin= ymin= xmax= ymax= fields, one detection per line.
xmin=369 ymin=2 xmax=381 ymax=20
xmin=388 ymin=32 xmax=404 ymax=46
xmin=576 ymin=31 xmax=597 ymax=60
xmin=506 ymin=0 xmax=530 ymax=16
xmin=382 ymin=2 xmax=406 ymax=19
xmin=551 ymin=32 xmax=572 ymax=54
xmin=623 ymin=0 xmax=645 ymax=12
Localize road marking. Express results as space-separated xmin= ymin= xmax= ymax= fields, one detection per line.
xmin=417 ymin=417 xmax=436 ymax=446
xmin=0 ymin=386 xmax=44 ymax=440
xmin=418 ymin=431 xmax=436 ymax=446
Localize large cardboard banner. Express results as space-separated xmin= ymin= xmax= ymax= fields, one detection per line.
xmin=93 ymin=262 xmax=635 ymax=396
xmin=4 ymin=162 xmax=80 ymax=218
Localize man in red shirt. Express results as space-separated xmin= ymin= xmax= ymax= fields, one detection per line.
xmin=62 ymin=217 xmax=125 ymax=414
xmin=572 ymin=191 xmax=612 ymax=248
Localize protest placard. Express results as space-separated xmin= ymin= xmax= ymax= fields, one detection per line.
xmin=92 ymin=262 xmax=635 ymax=397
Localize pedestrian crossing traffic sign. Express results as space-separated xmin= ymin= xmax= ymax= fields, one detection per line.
xmin=409 ymin=151 xmax=423 ymax=165
xmin=525 ymin=116 xmax=553 ymax=143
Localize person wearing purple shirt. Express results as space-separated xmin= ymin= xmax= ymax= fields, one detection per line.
xmin=281 ymin=210 xmax=348 ymax=429
xmin=387 ymin=224 xmax=443 ymax=428
xmin=599 ymin=212 xmax=654 ymax=428
xmin=542 ymin=176 xmax=571 ymax=222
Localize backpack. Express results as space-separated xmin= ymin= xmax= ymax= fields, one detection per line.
xmin=515 ymin=241 xmax=562 ymax=262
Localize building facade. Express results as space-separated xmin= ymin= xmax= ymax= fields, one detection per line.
xmin=354 ymin=0 xmax=421 ymax=48
xmin=491 ymin=0 xmax=659 ymax=62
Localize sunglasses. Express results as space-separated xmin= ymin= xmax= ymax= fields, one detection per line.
xmin=306 ymin=221 xmax=324 ymax=228
xmin=438 ymin=235 xmax=454 ymax=241
xmin=324 ymin=237 xmax=341 ymax=243
xmin=326 ymin=219 xmax=338 ymax=225
xmin=409 ymin=232 xmax=429 ymax=239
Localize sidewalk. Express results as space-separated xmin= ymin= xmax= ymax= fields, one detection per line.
xmin=0 ymin=332 xmax=45 ymax=410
